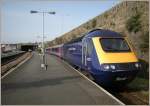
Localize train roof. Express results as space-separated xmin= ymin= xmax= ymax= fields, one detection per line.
xmin=46 ymin=44 xmax=63 ymax=49
xmin=64 ymin=29 xmax=124 ymax=45
xmin=85 ymin=28 xmax=124 ymax=38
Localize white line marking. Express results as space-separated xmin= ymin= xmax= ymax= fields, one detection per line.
xmin=62 ymin=59 xmax=125 ymax=105
xmin=1 ymin=54 xmax=32 ymax=79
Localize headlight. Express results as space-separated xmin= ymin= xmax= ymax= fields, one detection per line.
xmin=110 ymin=65 xmax=116 ymax=70
xmin=101 ymin=64 xmax=116 ymax=71
xmin=103 ymin=65 xmax=110 ymax=70
xmin=135 ymin=63 xmax=140 ymax=68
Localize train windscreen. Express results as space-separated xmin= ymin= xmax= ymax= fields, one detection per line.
xmin=100 ymin=38 xmax=131 ymax=52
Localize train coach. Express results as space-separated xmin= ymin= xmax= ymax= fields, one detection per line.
xmin=46 ymin=29 xmax=141 ymax=87
xmin=46 ymin=44 xmax=63 ymax=58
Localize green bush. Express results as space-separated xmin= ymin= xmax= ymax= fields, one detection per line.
xmin=126 ymin=13 xmax=141 ymax=33
xmin=92 ymin=19 xmax=97 ymax=28
xmin=140 ymin=31 xmax=149 ymax=52
xmin=84 ymin=19 xmax=97 ymax=29
xmin=85 ymin=25 xmax=91 ymax=30
xmin=84 ymin=23 xmax=91 ymax=30
xmin=110 ymin=22 xmax=115 ymax=26
xmin=104 ymin=13 xmax=108 ymax=18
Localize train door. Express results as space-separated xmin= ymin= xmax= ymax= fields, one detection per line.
xmin=82 ymin=39 xmax=87 ymax=69
xmin=86 ymin=38 xmax=93 ymax=71
xmin=82 ymin=38 xmax=93 ymax=70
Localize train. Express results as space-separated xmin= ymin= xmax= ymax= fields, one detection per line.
xmin=46 ymin=29 xmax=141 ymax=87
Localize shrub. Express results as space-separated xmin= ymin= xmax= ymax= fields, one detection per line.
xmin=110 ymin=22 xmax=115 ymax=26
xmin=55 ymin=37 xmax=62 ymax=44
xmin=126 ymin=13 xmax=141 ymax=33
xmin=86 ymin=25 xmax=91 ymax=30
xmin=104 ymin=13 xmax=108 ymax=18
xmin=140 ymin=31 xmax=149 ymax=52
xmin=84 ymin=23 xmax=91 ymax=30
xmin=92 ymin=19 xmax=97 ymax=28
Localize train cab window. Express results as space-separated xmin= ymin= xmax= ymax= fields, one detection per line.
xmin=87 ymin=39 xmax=93 ymax=56
xmin=100 ymin=38 xmax=131 ymax=52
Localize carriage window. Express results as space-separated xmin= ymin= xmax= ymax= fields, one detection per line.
xmin=100 ymin=38 xmax=131 ymax=52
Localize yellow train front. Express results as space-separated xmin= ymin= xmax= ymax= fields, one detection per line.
xmin=81 ymin=29 xmax=141 ymax=87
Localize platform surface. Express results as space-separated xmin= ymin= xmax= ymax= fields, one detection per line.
xmin=1 ymin=52 xmax=122 ymax=105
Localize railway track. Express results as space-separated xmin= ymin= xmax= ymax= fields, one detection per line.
xmin=1 ymin=51 xmax=26 ymax=66
xmin=1 ymin=52 xmax=31 ymax=76
xmin=2 ymin=56 xmax=21 ymax=66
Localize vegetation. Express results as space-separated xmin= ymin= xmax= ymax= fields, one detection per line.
xmin=140 ymin=31 xmax=149 ymax=52
xmin=104 ymin=13 xmax=108 ymax=18
xmin=110 ymin=21 xmax=115 ymax=26
xmin=84 ymin=23 xmax=91 ymax=30
xmin=128 ymin=77 xmax=149 ymax=91
xmin=127 ymin=59 xmax=149 ymax=103
xmin=92 ymin=19 xmax=97 ymax=28
xmin=55 ymin=37 xmax=62 ymax=44
xmin=84 ymin=19 xmax=97 ymax=30
xmin=126 ymin=13 xmax=141 ymax=33
xmin=71 ymin=34 xmax=77 ymax=39
xmin=127 ymin=76 xmax=149 ymax=102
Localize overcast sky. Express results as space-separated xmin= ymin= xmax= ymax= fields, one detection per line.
xmin=1 ymin=0 xmax=121 ymax=44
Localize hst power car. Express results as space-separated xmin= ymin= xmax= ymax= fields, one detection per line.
xmin=46 ymin=29 xmax=141 ymax=86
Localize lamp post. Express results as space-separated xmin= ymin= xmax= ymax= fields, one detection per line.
xmin=31 ymin=10 xmax=55 ymax=70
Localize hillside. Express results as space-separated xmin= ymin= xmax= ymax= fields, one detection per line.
xmin=47 ymin=1 xmax=149 ymax=63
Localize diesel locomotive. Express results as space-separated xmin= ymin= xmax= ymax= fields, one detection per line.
xmin=46 ymin=29 xmax=141 ymax=86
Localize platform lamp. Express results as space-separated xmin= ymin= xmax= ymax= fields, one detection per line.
xmin=30 ymin=10 xmax=56 ymax=70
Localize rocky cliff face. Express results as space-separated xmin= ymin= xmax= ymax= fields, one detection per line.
xmin=48 ymin=1 xmax=149 ymax=62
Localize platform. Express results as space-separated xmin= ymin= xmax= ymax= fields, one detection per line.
xmin=1 ymin=52 xmax=123 ymax=105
